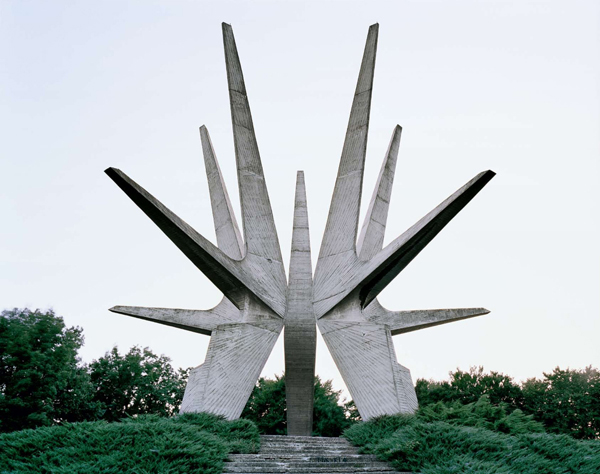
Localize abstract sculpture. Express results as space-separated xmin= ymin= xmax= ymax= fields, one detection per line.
xmin=106 ymin=23 xmax=494 ymax=436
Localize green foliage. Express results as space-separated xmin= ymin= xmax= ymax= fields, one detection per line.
xmin=418 ymin=396 xmax=544 ymax=435
xmin=89 ymin=346 xmax=188 ymax=422
xmin=416 ymin=366 xmax=600 ymax=440
xmin=521 ymin=366 xmax=600 ymax=439
xmin=241 ymin=374 xmax=357 ymax=436
xmin=344 ymin=411 xmax=600 ymax=474
xmin=0 ymin=308 xmax=98 ymax=432
xmin=0 ymin=412 xmax=259 ymax=474
xmin=416 ymin=366 xmax=523 ymax=407
xmin=241 ymin=374 xmax=287 ymax=435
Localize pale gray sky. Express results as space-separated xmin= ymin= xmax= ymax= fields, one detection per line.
xmin=1 ymin=0 xmax=599 ymax=397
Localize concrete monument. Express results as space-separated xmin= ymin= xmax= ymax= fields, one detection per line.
xmin=106 ymin=23 xmax=494 ymax=436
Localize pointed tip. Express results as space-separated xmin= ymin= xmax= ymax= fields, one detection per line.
xmin=370 ymin=23 xmax=379 ymax=30
xmin=108 ymin=306 xmax=119 ymax=313
xmin=481 ymin=308 xmax=491 ymax=315
xmin=199 ymin=124 xmax=207 ymax=132
xmin=487 ymin=169 xmax=496 ymax=177
xmin=104 ymin=167 xmax=117 ymax=174
xmin=396 ymin=124 xmax=402 ymax=132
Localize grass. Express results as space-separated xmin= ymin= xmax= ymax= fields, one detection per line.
xmin=0 ymin=413 xmax=259 ymax=474
xmin=344 ymin=398 xmax=600 ymax=474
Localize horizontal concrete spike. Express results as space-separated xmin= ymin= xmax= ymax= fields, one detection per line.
xmin=314 ymin=170 xmax=495 ymax=318
xmin=109 ymin=298 xmax=240 ymax=335
xmin=314 ymin=24 xmax=378 ymax=292
xmin=105 ymin=167 xmax=286 ymax=316
xmin=222 ymin=23 xmax=287 ymax=296
xmin=357 ymin=125 xmax=402 ymax=261
xmin=200 ymin=125 xmax=244 ymax=260
xmin=363 ymin=300 xmax=490 ymax=335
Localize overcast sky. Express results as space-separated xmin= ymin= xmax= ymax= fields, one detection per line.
xmin=2 ymin=0 xmax=599 ymax=398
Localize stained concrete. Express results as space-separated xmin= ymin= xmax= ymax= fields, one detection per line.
xmin=106 ymin=22 xmax=494 ymax=427
xmin=284 ymin=172 xmax=316 ymax=436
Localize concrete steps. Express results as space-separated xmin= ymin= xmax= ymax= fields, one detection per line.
xmin=223 ymin=435 xmax=411 ymax=474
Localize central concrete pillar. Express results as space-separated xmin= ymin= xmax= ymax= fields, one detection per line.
xmin=284 ymin=171 xmax=316 ymax=436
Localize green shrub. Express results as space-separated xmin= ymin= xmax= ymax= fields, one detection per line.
xmin=344 ymin=402 xmax=600 ymax=473
xmin=0 ymin=413 xmax=259 ymax=474
xmin=418 ymin=395 xmax=544 ymax=435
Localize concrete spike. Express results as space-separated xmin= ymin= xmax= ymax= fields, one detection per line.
xmin=363 ymin=300 xmax=490 ymax=335
xmin=314 ymin=24 xmax=378 ymax=293
xmin=109 ymin=299 xmax=239 ymax=335
xmin=313 ymin=170 xmax=495 ymax=318
xmin=105 ymin=167 xmax=286 ymax=316
xmin=357 ymin=125 xmax=402 ymax=261
xmin=181 ymin=300 xmax=283 ymax=419
xmin=317 ymin=299 xmax=418 ymax=420
xmin=200 ymin=126 xmax=244 ymax=260
xmin=222 ymin=23 xmax=287 ymax=297
xmin=284 ymin=171 xmax=316 ymax=436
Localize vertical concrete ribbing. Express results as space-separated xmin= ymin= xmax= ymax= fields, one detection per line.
xmin=284 ymin=171 xmax=316 ymax=436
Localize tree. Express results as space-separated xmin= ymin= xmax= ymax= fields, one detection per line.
xmin=241 ymin=374 xmax=357 ymax=436
xmin=416 ymin=366 xmax=523 ymax=408
xmin=521 ymin=366 xmax=600 ymax=439
xmin=89 ymin=346 xmax=188 ymax=421
xmin=0 ymin=308 xmax=96 ymax=432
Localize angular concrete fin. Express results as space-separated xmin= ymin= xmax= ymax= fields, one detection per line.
xmin=109 ymin=300 xmax=240 ymax=335
xmin=289 ymin=171 xmax=312 ymax=279
xmin=358 ymin=170 xmax=496 ymax=308
xmin=222 ymin=23 xmax=286 ymax=292
xmin=313 ymin=170 xmax=495 ymax=317
xmin=315 ymin=24 xmax=379 ymax=278
xmin=363 ymin=300 xmax=490 ymax=335
xmin=357 ymin=125 xmax=402 ymax=261
xmin=199 ymin=125 xmax=244 ymax=260
xmin=105 ymin=167 xmax=284 ymax=315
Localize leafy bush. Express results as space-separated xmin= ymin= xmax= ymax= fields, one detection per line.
xmin=241 ymin=374 xmax=357 ymax=436
xmin=416 ymin=366 xmax=600 ymax=439
xmin=344 ymin=411 xmax=600 ymax=474
xmin=0 ymin=413 xmax=259 ymax=474
xmin=418 ymin=395 xmax=544 ymax=435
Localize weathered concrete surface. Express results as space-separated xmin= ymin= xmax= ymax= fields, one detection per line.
xmin=223 ymin=435 xmax=410 ymax=473
xmin=284 ymin=172 xmax=316 ymax=436
xmin=106 ymin=22 xmax=495 ymax=427
xmin=313 ymin=24 xmax=495 ymax=420
xmin=106 ymin=23 xmax=285 ymax=420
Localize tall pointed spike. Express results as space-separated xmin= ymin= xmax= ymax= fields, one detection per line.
xmin=222 ymin=23 xmax=286 ymax=293
xmin=314 ymin=170 xmax=495 ymax=318
xmin=359 ymin=170 xmax=495 ymax=308
xmin=357 ymin=125 xmax=402 ymax=261
xmin=109 ymin=300 xmax=240 ymax=335
xmin=363 ymin=300 xmax=490 ymax=335
xmin=315 ymin=24 xmax=379 ymax=288
xmin=284 ymin=171 xmax=316 ymax=436
xmin=105 ymin=167 xmax=286 ymax=316
xmin=200 ymin=126 xmax=244 ymax=260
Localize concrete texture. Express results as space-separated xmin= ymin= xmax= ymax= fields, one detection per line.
xmin=284 ymin=172 xmax=316 ymax=436
xmin=313 ymin=24 xmax=495 ymax=420
xmin=222 ymin=435 xmax=412 ymax=473
xmin=106 ymin=23 xmax=286 ymax=420
xmin=106 ymin=22 xmax=494 ymax=427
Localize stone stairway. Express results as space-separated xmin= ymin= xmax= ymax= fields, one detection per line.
xmin=223 ymin=435 xmax=411 ymax=473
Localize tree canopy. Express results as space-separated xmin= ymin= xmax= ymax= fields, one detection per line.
xmin=416 ymin=366 xmax=600 ymax=440
xmin=241 ymin=374 xmax=359 ymax=436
